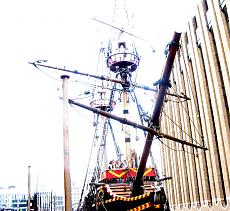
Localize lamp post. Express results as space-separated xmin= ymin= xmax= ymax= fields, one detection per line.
xmin=27 ymin=165 xmax=31 ymax=211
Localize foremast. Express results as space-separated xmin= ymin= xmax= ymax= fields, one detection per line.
xmin=132 ymin=32 xmax=181 ymax=196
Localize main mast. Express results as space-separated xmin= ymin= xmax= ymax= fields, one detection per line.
xmin=107 ymin=37 xmax=140 ymax=168
xmin=105 ymin=0 xmax=140 ymax=168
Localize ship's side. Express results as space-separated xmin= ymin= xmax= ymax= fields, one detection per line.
xmin=83 ymin=168 xmax=169 ymax=211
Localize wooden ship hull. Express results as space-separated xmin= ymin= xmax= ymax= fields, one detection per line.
xmin=83 ymin=168 xmax=169 ymax=211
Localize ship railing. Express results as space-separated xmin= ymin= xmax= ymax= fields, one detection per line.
xmin=107 ymin=52 xmax=140 ymax=72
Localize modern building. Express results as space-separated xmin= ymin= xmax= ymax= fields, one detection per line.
xmin=37 ymin=191 xmax=64 ymax=211
xmin=0 ymin=187 xmax=64 ymax=211
xmin=0 ymin=194 xmax=28 ymax=211
xmin=0 ymin=187 xmax=27 ymax=211
xmin=160 ymin=0 xmax=229 ymax=210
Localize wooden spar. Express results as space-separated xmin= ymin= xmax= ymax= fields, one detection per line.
xmin=122 ymin=85 xmax=132 ymax=168
xmin=27 ymin=165 xmax=31 ymax=211
xmin=133 ymin=32 xmax=181 ymax=195
xmin=61 ymin=75 xmax=73 ymax=211
xmin=68 ymin=99 xmax=207 ymax=150
xmin=28 ymin=62 xmax=190 ymax=100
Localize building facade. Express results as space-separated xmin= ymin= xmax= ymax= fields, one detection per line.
xmin=0 ymin=193 xmax=27 ymax=211
xmin=160 ymin=0 xmax=229 ymax=210
xmin=37 ymin=192 xmax=64 ymax=211
xmin=0 ymin=186 xmax=27 ymax=211
xmin=0 ymin=189 xmax=64 ymax=211
xmin=0 ymin=183 xmax=82 ymax=211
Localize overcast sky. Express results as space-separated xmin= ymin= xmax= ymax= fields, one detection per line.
xmin=0 ymin=0 xmax=196 ymax=193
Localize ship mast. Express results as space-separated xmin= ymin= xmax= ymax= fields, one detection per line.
xmin=132 ymin=32 xmax=181 ymax=196
xmin=107 ymin=36 xmax=140 ymax=167
xmin=104 ymin=0 xmax=140 ymax=168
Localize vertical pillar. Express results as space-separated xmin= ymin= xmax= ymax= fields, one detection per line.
xmin=61 ymin=75 xmax=72 ymax=211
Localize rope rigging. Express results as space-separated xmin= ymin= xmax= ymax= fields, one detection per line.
xmin=155 ymin=45 xmax=207 ymax=154
xmin=73 ymin=45 xmax=114 ymax=210
xmin=108 ymin=120 xmax=123 ymax=161
xmin=77 ymin=114 xmax=100 ymax=210
xmin=157 ymin=136 xmax=199 ymax=156
xmin=179 ymin=47 xmax=206 ymax=141
xmin=30 ymin=60 xmax=190 ymax=100
xmin=89 ymin=79 xmax=119 ymax=181
xmin=132 ymin=91 xmax=159 ymax=169
xmin=161 ymin=110 xmax=203 ymax=147
xmin=30 ymin=52 xmax=207 ymax=158
xmin=94 ymin=117 xmax=110 ymax=179
xmin=168 ymin=67 xmax=205 ymax=146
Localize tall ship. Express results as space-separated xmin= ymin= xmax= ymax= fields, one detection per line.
xmin=30 ymin=1 xmax=208 ymax=210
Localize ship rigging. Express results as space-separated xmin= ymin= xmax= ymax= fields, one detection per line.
xmin=30 ymin=1 xmax=208 ymax=210
xmin=30 ymin=30 xmax=207 ymax=211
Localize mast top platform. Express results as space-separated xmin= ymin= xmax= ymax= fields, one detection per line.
xmin=90 ymin=88 xmax=116 ymax=112
xmin=107 ymin=42 xmax=140 ymax=73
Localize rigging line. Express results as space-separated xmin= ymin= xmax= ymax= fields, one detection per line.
xmin=112 ymin=0 xmax=117 ymax=23
xmin=71 ymin=95 xmax=93 ymax=100
xmin=92 ymin=118 xmax=106 ymax=181
xmin=92 ymin=17 xmax=155 ymax=50
xmin=77 ymin=114 xmax=100 ymax=209
xmin=133 ymin=91 xmax=148 ymax=135
xmin=132 ymin=91 xmax=161 ymax=167
xmin=165 ymin=97 xmax=187 ymax=103
xmin=108 ymin=120 xmax=123 ymax=160
xmin=72 ymin=80 xmax=122 ymax=93
xmin=157 ymin=136 xmax=197 ymax=156
xmin=69 ymin=104 xmax=94 ymax=124
xmin=68 ymin=80 xmax=94 ymax=86
xmin=180 ymin=46 xmax=199 ymax=105
xmin=95 ymin=119 xmax=110 ymax=179
xmin=69 ymin=99 xmax=208 ymax=150
xmin=31 ymin=63 xmax=72 ymax=97
xmin=180 ymin=48 xmax=205 ymax=141
xmin=97 ymin=119 xmax=109 ymax=154
xmin=92 ymin=117 xmax=126 ymax=135
xmin=171 ymin=85 xmax=204 ymax=140
xmin=162 ymin=110 xmax=202 ymax=147
xmin=30 ymin=62 xmax=189 ymax=99
xmin=32 ymin=62 xmax=62 ymax=81
xmin=130 ymin=64 xmax=140 ymax=86
xmin=124 ymin=0 xmax=131 ymax=26
xmin=93 ymin=47 xmax=106 ymax=94
xmin=99 ymin=196 xmax=108 ymax=211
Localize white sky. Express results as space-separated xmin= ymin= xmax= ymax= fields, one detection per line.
xmin=0 ymin=0 xmax=196 ymax=194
